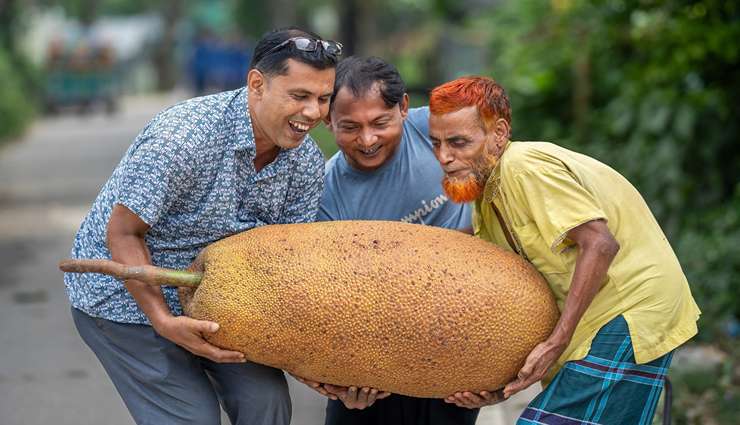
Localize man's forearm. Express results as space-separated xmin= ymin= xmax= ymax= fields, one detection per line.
xmin=109 ymin=234 xmax=172 ymax=325
xmin=549 ymin=237 xmax=619 ymax=347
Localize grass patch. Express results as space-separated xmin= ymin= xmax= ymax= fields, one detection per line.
xmin=309 ymin=122 xmax=338 ymax=159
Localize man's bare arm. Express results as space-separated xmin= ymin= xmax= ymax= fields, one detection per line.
xmin=107 ymin=204 xmax=245 ymax=363
xmin=550 ymin=219 xmax=619 ymax=346
xmin=107 ymin=204 xmax=171 ymax=323
xmin=503 ymin=219 xmax=619 ymax=398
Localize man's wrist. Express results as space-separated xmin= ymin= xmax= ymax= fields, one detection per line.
xmin=148 ymin=310 xmax=174 ymax=332
xmin=546 ymin=331 xmax=571 ymax=350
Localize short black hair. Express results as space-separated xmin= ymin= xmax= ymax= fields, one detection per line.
xmin=250 ymin=27 xmax=338 ymax=76
xmin=331 ymin=56 xmax=406 ymax=109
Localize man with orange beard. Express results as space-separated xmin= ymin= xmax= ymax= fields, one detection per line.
xmin=428 ymin=76 xmax=700 ymax=425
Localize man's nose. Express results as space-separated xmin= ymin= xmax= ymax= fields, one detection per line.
xmin=359 ymin=128 xmax=377 ymax=147
xmin=303 ymin=100 xmax=321 ymax=121
xmin=436 ymin=143 xmax=454 ymax=165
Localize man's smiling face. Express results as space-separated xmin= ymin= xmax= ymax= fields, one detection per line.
xmin=329 ymin=83 xmax=409 ymax=172
xmin=250 ymin=59 xmax=335 ymax=150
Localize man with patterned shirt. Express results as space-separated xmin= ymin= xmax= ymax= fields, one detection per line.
xmin=63 ymin=27 xmax=341 ymax=425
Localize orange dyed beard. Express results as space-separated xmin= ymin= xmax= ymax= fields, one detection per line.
xmin=442 ymin=175 xmax=483 ymax=203
xmin=442 ymin=152 xmax=498 ymax=203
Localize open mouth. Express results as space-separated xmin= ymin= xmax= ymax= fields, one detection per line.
xmin=289 ymin=120 xmax=311 ymax=137
xmin=359 ymin=144 xmax=381 ymax=157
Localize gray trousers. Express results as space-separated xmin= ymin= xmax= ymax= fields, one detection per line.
xmin=72 ymin=307 xmax=291 ymax=425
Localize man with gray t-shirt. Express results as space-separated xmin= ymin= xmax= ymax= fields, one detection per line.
xmin=294 ymin=56 xmax=477 ymax=425
xmin=318 ymin=66 xmax=469 ymax=229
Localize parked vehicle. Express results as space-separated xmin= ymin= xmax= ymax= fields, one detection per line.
xmin=44 ymin=39 xmax=121 ymax=114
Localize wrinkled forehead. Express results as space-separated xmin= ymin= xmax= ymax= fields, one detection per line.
xmin=429 ymin=106 xmax=482 ymax=134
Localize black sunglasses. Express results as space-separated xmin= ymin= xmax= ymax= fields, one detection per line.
xmin=265 ymin=36 xmax=343 ymax=57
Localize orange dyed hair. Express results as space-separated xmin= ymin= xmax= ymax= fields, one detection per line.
xmin=429 ymin=76 xmax=511 ymax=131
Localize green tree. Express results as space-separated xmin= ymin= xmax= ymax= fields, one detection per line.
xmin=479 ymin=4 xmax=740 ymax=422
xmin=482 ymin=0 xmax=740 ymax=339
xmin=0 ymin=0 xmax=37 ymax=142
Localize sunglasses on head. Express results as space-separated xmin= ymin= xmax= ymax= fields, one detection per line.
xmin=265 ymin=36 xmax=343 ymax=58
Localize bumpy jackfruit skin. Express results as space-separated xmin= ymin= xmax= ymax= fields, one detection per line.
xmin=182 ymin=220 xmax=559 ymax=398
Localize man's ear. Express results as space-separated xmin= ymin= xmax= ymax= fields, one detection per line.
xmin=247 ymin=69 xmax=265 ymax=98
xmin=399 ymin=93 xmax=410 ymax=118
xmin=323 ymin=111 xmax=334 ymax=132
xmin=493 ymin=118 xmax=511 ymax=145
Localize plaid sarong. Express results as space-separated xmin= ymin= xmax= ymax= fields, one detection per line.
xmin=517 ymin=315 xmax=673 ymax=425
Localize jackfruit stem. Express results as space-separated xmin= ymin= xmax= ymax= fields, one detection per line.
xmin=58 ymin=259 xmax=202 ymax=287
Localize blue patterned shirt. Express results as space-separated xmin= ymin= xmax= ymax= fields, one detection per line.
xmin=64 ymin=88 xmax=325 ymax=324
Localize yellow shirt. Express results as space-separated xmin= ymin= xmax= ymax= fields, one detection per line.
xmin=473 ymin=141 xmax=700 ymax=377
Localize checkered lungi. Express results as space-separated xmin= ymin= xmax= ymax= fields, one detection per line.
xmin=517 ymin=315 xmax=673 ymax=425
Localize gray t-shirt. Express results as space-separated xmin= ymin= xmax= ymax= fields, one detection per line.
xmin=318 ymin=106 xmax=471 ymax=229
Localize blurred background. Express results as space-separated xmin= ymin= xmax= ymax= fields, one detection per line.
xmin=0 ymin=0 xmax=737 ymax=424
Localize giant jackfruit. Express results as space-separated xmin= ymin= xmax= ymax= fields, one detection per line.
xmin=60 ymin=220 xmax=559 ymax=397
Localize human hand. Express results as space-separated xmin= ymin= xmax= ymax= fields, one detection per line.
xmin=152 ymin=315 xmax=246 ymax=363
xmin=444 ymin=389 xmax=505 ymax=409
xmin=323 ymin=384 xmax=391 ymax=410
xmin=503 ymin=340 xmax=565 ymax=398
xmin=290 ymin=374 xmax=338 ymax=400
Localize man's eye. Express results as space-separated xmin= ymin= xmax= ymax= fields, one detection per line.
xmin=451 ymin=139 xmax=469 ymax=147
xmin=341 ymin=125 xmax=358 ymax=131
xmin=374 ymin=121 xmax=389 ymax=128
xmin=291 ymin=94 xmax=308 ymax=100
xmin=319 ymin=97 xmax=330 ymax=103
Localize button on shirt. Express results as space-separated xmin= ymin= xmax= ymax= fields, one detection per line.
xmin=473 ymin=141 xmax=700 ymax=375
xmin=64 ymin=88 xmax=325 ymax=324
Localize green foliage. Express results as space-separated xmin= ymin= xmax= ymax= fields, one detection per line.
xmin=484 ymin=0 xmax=740 ymax=341
xmin=0 ymin=48 xmax=36 ymax=144
xmin=483 ymin=4 xmax=739 ymax=420
xmin=676 ymin=190 xmax=740 ymax=336
xmin=232 ymin=0 xmax=274 ymax=38
xmin=39 ymin=0 xmax=159 ymax=20
xmin=310 ymin=123 xmax=338 ymax=159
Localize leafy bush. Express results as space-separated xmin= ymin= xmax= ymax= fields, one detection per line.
xmin=482 ymin=0 xmax=740 ymax=340
xmin=479 ymin=3 xmax=739 ymax=422
xmin=0 ymin=48 xmax=36 ymax=144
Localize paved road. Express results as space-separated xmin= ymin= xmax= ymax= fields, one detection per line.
xmin=0 ymin=94 xmax=536 ymax=425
